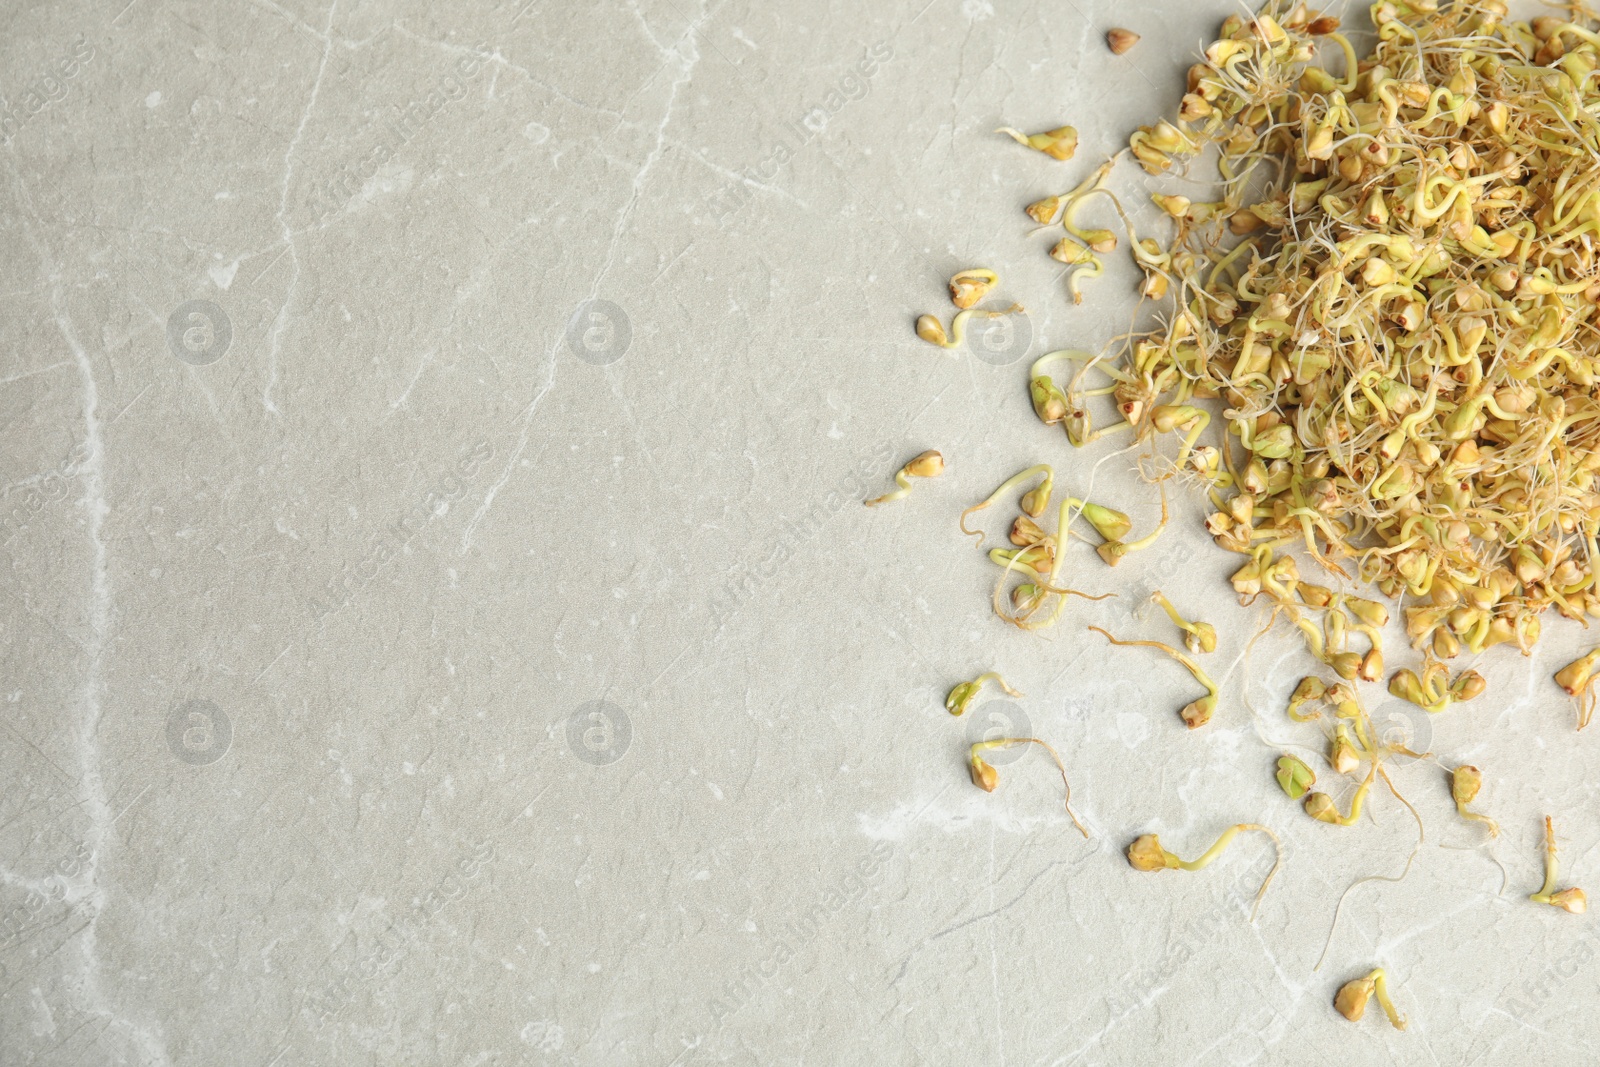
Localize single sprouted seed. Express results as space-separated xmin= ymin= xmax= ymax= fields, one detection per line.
xmin=1089 ymin=624 xmax=1218 ymax=727
xmin=1151 ymin=590 xmax=1218 ymax=653
xmin=1450 ymin=766 xmax=1499 ymax=838
xmin=915 ymin=304 xmax=1022 ymax=350
xmin=948 ymin=268 xmax=998 ymax=310
xmin=945 ymin=672 xmax=1021 ymax=717
xmin=1276 ymin=754 xmax=1315 ymax=799
xmin=1126 ymin=823 xmax=1281 ymax=921
xmin=1062 ymin=499 xmax=1132 ymax=543
xmin=865 ymin=450 xmax=944 ymax=507
xmin=1335 ymin=968 xmax=1407 ymax=1030
xmin=1530 ymin=815 xmax=1588 ymax=914
xmin=989 ymin=544 xmax=1053 ymax=578
xmin=1106 ymin=27 xmax=1140 ymax=54
xmin=968 ymin=737 xmax=1089 ymax=838
xmin=995 ymin=124 xmax=1078 ymax=160
xmin=1555 ymin=649 xmax=1600 ymax=730
xmin=1286 ymin=676 xmax=1325 ymax=722
xmin=1304 ymin=762 xmax=1376 ymax=827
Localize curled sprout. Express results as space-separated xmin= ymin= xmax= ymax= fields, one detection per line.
xmin=1555 ymin=649 xmax=1600 ymax=730
xmin=996 ymin=124 xmax=1078 ymax=161
xmin=1151 ymin=590 xmax=1218 ymax=653
xmin=961 ymin=464 xmax=1053 ymax=544
xmin=1531 ymin=815 xmax=1588 ymax=914
xmin=865 ymin=450 xmax=945 ymax=507
xmin=1089 ymin=625 xmax=1218 ymax=727
xmin=1335 ymin=968 xmax=1407 ymax=1030
xmin=1286 ymin=676 xmax=1326 ymax=722
xmin=968 ymin=737 xmax=1089 ymax=838
xmin=945 ymin=672 xmax=1021 ymax=717
xmin=1126 ymin=822 xmax=1282 ymax=921
xmin=1449 ymin=765 xmax=1498 ymax=838
xmin=949 ymin=268 xmax=999 ymax=310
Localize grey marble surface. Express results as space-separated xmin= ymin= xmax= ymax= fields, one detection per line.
xmin=2 ymin=0 xmax=1597 ymax=1064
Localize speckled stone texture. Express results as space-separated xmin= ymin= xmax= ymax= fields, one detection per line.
xmin=1 ymin=1 xmax=1596 ymax=1064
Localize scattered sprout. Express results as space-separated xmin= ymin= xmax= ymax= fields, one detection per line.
xmin=1449 ymin=765 xmax=1498 ymax=838
xmin=945 ymin=672 xmax=1021 ymax=717
xmin=995 ymin=124 xmax=1079 ymax=160
xmin=968 ymin=737 xmax=1089 ymax=838
xmin=1304 ymin=763 xmax=1376 ymax=827
xmin=1151 ymin=590 xmax=1218 ymax=653
xmin=1555 ymin=649 xmax=1600 ymax=730
xmin=915 ymin=304 xmax=1023 ymax=351
xmin=1335 ymin=968 xmax=1407 ymax=1030
xmin=1089 ymin=625 xmax=1218 ymax=727
xmin=1286 ymin=676 xmax=1325 ymax=722
xmin=1096 ymin=486 xmax=1169 ymax=566
xmin=949 ymin=268 xmax=999 ymax=310
xmin=1389 ymin=664 xmax=1485 ymax=715
xmin=961 ymin=465 xmax=1053 ymax=544
xmin=1531 ymin=815 xmax=1587 ymax=914
xmin=1125 ymin=822 xmax=1282 ymax=920
xmin=865 ymin=450 xmax=945 ymax=507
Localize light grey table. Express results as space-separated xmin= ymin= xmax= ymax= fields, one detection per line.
xmin=1 ymin=0 xmax=1593 ymax=1063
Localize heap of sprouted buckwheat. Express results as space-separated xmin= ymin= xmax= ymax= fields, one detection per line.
xmin=889 ymin=0 xmax=1600 ymax=1029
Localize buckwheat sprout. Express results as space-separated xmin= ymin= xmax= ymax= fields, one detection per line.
xmin=948 ymin=268 xmax=999 ymax=310
xmin=1151 ymin=590 xmax=1218 ymax=653
xmin=1450 ymin=765 xmax=1499 ymax=838
xmin=1530 ymin=815 xmax=1588 ymax=913
xmin=988 ymin=544 xmax=1053 ymax=578
xmin=968 ymin=737 xmax=1089 ymax=838
xmin=1555 ymin=648 xmax=1600 ymax=730
xmin=1276 ymin=754 xmax=1315 ymax=798
xmin=915 ymin=304 xmax=1023 ymax=350
xmin=1097 ymin=485 xmax=1169 ymax=566
xmin=1335 ymin=968 xmax=1407 ymax=1030
xmin=865 ymin=450 xmax=945 ymax=507
xmin=960 ymin=464 xmax=1053 ymax=544
xmin=1126 ymin=823 xmax=1282 ymax=921
xmin=1088 ymin=624 xmax=1219 ymax=727
xmin=995 ymin=124 xmax=1079 ymax=160
xmin=1149 ymin=404 xmax=1211 ymax=472
xmin=945 ymin=672 xmax=1021 ymax=717
xmin=1059 ymin=158 xmax=1122 ymax=258
xmin=1303 ymin=760 xmax=1377 ymax=827
xmin=1286 ymin=675 xmax=1326 ymax=722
